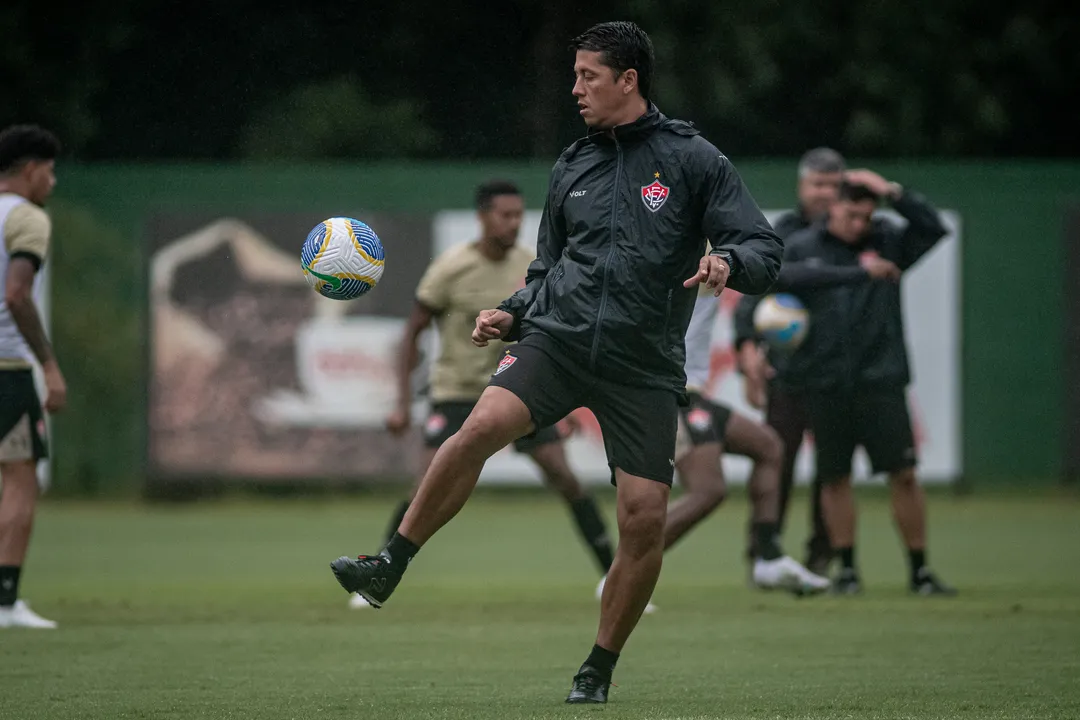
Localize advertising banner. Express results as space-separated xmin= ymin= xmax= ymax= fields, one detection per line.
xmin=146 ymin=207 xmax=961 ymax=485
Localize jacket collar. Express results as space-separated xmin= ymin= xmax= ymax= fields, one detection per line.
xmin=823 ymin=226 xmax=870 ymax=253
xmin=586 ymin=103 xmax=665 ymax=145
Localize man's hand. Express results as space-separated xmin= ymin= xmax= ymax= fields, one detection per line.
xmin=860 ymin=253 xmax=902 ymax=282
xmin=684 ymin=255 xmax=731 ymax=297
xmin=845 ymin=168 xmax=902 ymax=200
xmin=472 ymin=309 xmax=514 ymax=347
xmin=42 ymin=359 xmax=66 ymax=413
xmin=386 ymin=405 xmax=411 ymax=436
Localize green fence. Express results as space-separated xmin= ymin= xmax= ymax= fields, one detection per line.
xmin=45 ymin=160 xmax=1079 ymax=495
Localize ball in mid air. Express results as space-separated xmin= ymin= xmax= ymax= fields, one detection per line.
xmin=301 ymin=217 xmax=385 ymax=300
xmin=753 ymin=293 xmax=809 ymax=350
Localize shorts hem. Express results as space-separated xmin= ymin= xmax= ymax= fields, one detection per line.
xmin=873 ymin=458 xmax=918 ymax=475
xmin=513 ymin=428 xmax=561 ymax=454
xmin=608 ymin=463 xmax=674 ymax=488
xmin=817 ymin=471 xmax=851 ymax=484
xmin=488 ymin=383 xmax=541 ymax=438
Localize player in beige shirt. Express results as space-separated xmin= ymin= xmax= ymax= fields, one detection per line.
xmin=348 ymin=181 xmax=618 ymax=608
xmin=0 ymin=125 xmax=66 ymax=629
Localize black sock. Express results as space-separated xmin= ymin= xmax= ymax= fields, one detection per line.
xmin=385 ymin=500 xmax=411 ymax=544
xmin=583 ymin=644 xmax=619 ymax=680
xmin=570 ymin=496 xmax=614 ymax=573
xmin=0 ymin=566 xmax=21 ymax=607
xmin=908 ymin=549 xmax=926 ymax=580
xmin=838 ymin=546 xmax=855 ymax=572
xmin=752 ymin=522 xmax=782 ymax=561
xmin=383 ymin=532 xmax=420 ymax=571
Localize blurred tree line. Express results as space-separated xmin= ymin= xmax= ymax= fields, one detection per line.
xmin=3 ymin=0 xmax=1077 ymax=160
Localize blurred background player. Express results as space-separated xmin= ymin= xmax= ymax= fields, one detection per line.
xmin=776 ymin=172 xmax=956 ymax=595
xmin=0 ymin=125 xmax=65 ymax=629
xmin=732 ymin=147 xmax=845 ymax=574
xmin=354 ymin=179 xmax=615 ymax=608
xmin=663 ymin=282 xmax=829 ymax=594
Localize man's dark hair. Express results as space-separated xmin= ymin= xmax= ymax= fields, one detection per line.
xmin=475 ymin=180 xmax=521 ymax=212
xmin=838 ymin=180 xmax=880 ymax=204
xmin=798 ymin=147 xmax=846 ymax=177
xmin=0 ymin=125 xmax=61 ymax=174
xmin=570 ymin=21 xmax=655 ymax=100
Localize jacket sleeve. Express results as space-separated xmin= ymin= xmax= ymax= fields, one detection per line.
xmin=774 ymin=234 xmax=868 ymax=291
xmin=892 ymin=190 xmax=949 ymax=271
xmin=496 ymin=165 xmax=566 ymax=341
xmin=776 ymin=259 xmax=869 ymax=290
xmin=697 ymin=145 xmax=784 ymax=295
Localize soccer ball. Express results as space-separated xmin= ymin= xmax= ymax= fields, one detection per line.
xmin=753 ymin=293 xmax=809 ymax=350
xmin=301 ymin=217 xmax=385 ymax=300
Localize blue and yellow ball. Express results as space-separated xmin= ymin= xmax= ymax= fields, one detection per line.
xmin=753 ymin=293 xmax=809 ymax=350
xmin=301 ymin=217 xmax=385 ymax=300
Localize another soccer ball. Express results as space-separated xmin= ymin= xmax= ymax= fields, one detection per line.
xmin=301 ymin=217 xmax=385 ymax=300
xmin=753 ymin=293 xmax=809 ymax=350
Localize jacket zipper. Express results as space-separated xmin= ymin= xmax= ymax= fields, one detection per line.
xmin=589 ymin=136 xmax=622 ymax=370
xmin=661 ymin=288 xmax=673 ymax=348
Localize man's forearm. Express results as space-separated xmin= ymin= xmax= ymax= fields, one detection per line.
xmin=395 ymin=335 xmax=420 ymax=409
xmin=8 ymin=297 xmax=54 ymax=365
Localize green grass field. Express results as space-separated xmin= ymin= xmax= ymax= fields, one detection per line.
xmin=3 ymin=487 xmax=1079 ymax=719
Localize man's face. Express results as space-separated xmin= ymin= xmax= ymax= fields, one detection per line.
xmin=26 ymin=160 xmax=56 ymax=207
xmin=572 ymin=50 xmax=632 ymax=129
xmin=828 ymin=198 xmax=876 ymax=244
xmin=479 ymin=193 xmax=524 ymax=249
xmin=797 ymin=170 xmax=842 ymax=220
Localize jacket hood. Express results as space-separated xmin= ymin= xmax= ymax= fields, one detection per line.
xmin=585 ymin=103 xmax=685 ymax=145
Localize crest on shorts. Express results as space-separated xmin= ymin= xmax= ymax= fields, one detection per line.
xmin=641 ymin=174 xmax=670 ymax=212
xmin=424 ymin=413 xmax=447 ymax=438
xmin=494 ymin=353 xmax=517 ymax=376
xmin=687 ymin=408 xmax=712 ymax=432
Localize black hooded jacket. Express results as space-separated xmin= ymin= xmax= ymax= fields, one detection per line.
xmin=497 ymin=104 xmax=783 ymax=394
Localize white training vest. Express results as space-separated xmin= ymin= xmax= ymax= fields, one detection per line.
xmin=683 ymin=292 xmax=719 ymax=392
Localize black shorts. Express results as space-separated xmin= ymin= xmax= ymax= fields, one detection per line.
xmin=0 ymin=369 xmax=48 ymax=462
xmin=679 ymin=391 xmax=733 ymax=446
xmin=488 ymin=335 xmax=679 ymax=486
xmin=807 ymin=387 xmax=916 ymax=481
xmin=423 ymin=400 xmax=561 ymax=454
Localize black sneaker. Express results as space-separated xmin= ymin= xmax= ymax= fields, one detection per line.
xmin=330 ymin=551 xmax=402 ymax=608
xmin=565 ymin=666 xmax=611 ymax=704
xmin=910 ymin=568 xmax=957 ymax=596
xmin=805 ymin=547 xmax=833 ymax=577
xmin=832 ymin=569 xmax=862 ymax=595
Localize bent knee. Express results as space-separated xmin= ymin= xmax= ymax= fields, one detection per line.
xmin=758 ymin=427 xmax=784 ymax=467
xmin=700 ymin=484 xmax=727 ymax=510
xmin=889 ymin=467 xmax=918 ymax=488
xmin=619 ymin=496 xmax=667 ymax=538
xmin=682 ymin=482 xmax=726 ymax=512
xmin=458 ymin=407 xmax=522 ymax=449
xmin=821 ymin=474 xmax=852 ymax=489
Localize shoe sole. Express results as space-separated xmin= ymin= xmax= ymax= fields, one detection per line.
xmin=754 ymin=572 xmax=830 ymax=596
xmin=330 ymin=557 xmax=384 ymax=609
xmin=911 ymin=587 xmax=958 ymax=597
xmin=791 ymin=583 xmax=831 ymax=597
